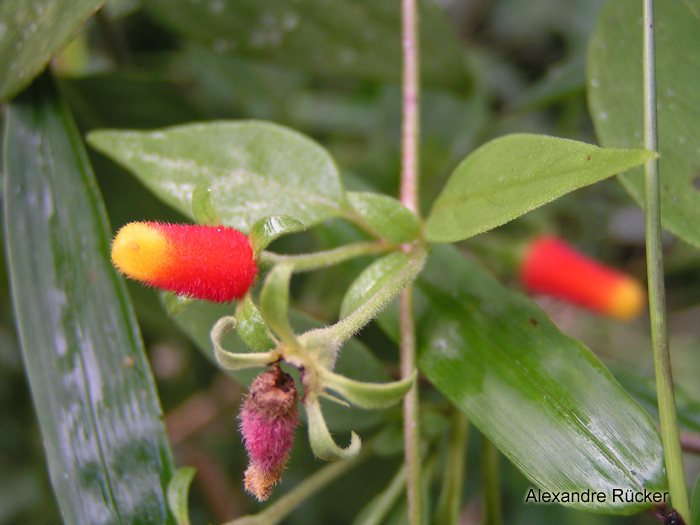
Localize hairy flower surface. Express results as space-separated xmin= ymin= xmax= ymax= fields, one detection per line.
xmin=111 ymin=222 xmax=257 ymax=303
xmin=239 ymin=364 xmax=299 ymax=501
xmin=520 ymin=236 xmax=645 ymax=321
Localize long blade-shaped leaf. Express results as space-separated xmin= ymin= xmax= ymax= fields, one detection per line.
xmin=0 ymin=0 xmax=106 ymax=101
xmin=588 ymin=0 xmax=700 ymax=248
xmin=3 ymin=72 xmax=176 ymax=525
xmin=417 ymin=245 xmax=667 ymax=514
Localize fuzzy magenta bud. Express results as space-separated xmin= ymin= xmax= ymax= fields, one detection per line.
xmin=111 ymin=222 xmax=257 ymax=303
xmin=239 ymin=364 xmax=299 ymax=501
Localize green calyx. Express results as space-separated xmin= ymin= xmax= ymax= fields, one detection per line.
xmin=210 ymin=247 xmax=422 ymax=461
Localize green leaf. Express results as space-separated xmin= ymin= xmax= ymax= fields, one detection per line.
xmin=259 ymin=263 xmax=298 ymax=346
xmin=340 ymin=252 xmax=411 ymax=319
xmin=191 ymin=182 xmax=222 ymax=226
xmin=417 ymin=245 xmax=667 ymax=514
xmin=250 ymin=216 xmax=306 ymax=258
xmin=306 ymin=397 xmax=362 ymax=461
xmin=3 ymin=72 xmax=176 ymax=524
xmin=347 ymin=192 xmax=420 ymax=244
xmin=86 ymin=121 xmax=348 ymax=232
xmin=609 ymin=365 xmax=700 ymax=435
xmin=692 ymin=472 xmax=700 ymax=525
xmin=320 ymin=368 xmax=416 ymax=410
xmin=167 ymin=467 xmax=197 ymax=525
xmin=0 ymin=0 xmax=106 ymax=101
xmin=142 ymin=0 xmax=472 ymax=94
xmin=424 ymin=134 xmax=656 ymax=243
xmin=588 ymin=0 xmax=700 ymax=248
xmin=235 ymin=295 xmax=276 ymax=352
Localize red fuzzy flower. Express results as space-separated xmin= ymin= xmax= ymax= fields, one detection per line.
xmin=239 ymin=364 xmax=299 ymax=501
xmin=111 ymin=222 xmax=257 ymax=303
xmin=520 ymin=236 xmax=645 ymax=321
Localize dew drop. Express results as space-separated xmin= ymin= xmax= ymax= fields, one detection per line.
xmin=599 ymin=111 xmax=609 ymax=121
xmin=591 ymin=78 xmax=600 ymax=87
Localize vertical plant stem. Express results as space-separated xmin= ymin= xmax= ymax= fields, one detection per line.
xmin=434 ymin=412 xmax=470 ymax=525
xmin=643 ymin=0 xmax=690 ymax=520
xmin=482 ymin=437 xmax=503 ymax=525
xmin=400 ymin=0 xmax=422 ymax=524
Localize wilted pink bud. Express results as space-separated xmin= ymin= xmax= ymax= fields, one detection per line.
xmin=239 ymin=364 xmax=299 ymax=501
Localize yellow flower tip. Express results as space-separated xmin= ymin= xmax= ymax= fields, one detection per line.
xmin=111 ymin=222 xmax=171 ymax=281
xmin=606 ymin=277 xmax=647 ymax=321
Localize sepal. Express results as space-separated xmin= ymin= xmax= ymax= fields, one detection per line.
xmin=250 ymin=215 xmax=305 ymax=258
xmin=235 ymin=295 xmax=276 ymax=352
xmin=259 ymin=262 xmax=298 ymax=346
xmin=320 ymin=368 xmax=417 ymax=410
xmin=211 ymin=316 xmax=276 ymax=370
xmin=306 ymin=397 xmax=362 ymax=460
xmin=162 ymin=291 xmax=193 ymax=315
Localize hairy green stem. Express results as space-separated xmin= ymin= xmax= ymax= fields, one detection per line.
xmin=259 ymin=241 xmax=392 ymax=272
xmin=400 ymin=0 xmax=422 ymax=522
xmin=317 ymin=246 xmax=427 ymax=344
xmin=642 ymin=0 xmax=689 ymax=521
xmin=482 ymin=437 xmax=503 ymax=525
xmin=226 ymin=450 xmax=368 ymax=525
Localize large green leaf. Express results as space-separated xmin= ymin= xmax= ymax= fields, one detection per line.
xmin=0 ymin=0 xmax=106 ymax=101
xmin=417 ymin=245 xmax=666 ymax=514
xmin=142 ymin=0 xmax=471 ymax=94
xmin=587 ymin=0 xmax=700 ymax=248
xmin=3 ymin=73 xmax=176 ymax=524
xmin=424 ymin=134 xmax=656 ymax=243
xmin=164 ymin=297 xmax=391 ymax=432
xmin=87 ymin=121 xmax=348 ymax=232
xmin=609 ymin=365 xmax=700 ymax=435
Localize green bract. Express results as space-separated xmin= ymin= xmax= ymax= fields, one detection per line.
xmin=209 ymin=250 xmax=422 ymax=461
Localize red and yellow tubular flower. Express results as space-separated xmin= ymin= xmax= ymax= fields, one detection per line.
xmin=111 ymin=222 xmax=257 ymax=303
xmin=520 ymin=236 xmax=646 ymax=321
